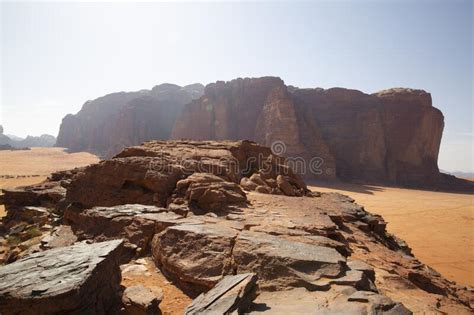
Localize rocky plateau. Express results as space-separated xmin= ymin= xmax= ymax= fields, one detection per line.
xmin=0 ymin=140 xmax=472 ymax=314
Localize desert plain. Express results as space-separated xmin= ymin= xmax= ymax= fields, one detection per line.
xmin=0 ymin=147 xmax=472 ymax=289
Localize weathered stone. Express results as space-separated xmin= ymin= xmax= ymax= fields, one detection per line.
xmin=248 ymin=286 xmax=412 ymax=314
xmin=255 ymin=185 xmax=271 ymax=194
xmin=174 ymin=173 xmax=247 ymax=213
xmin=0 ymin=240 xmax=124 ymax=315
xmin=185 ymin=273 xmax=258 ymax=315
xmin=348 ymin=259 xmax=376 ymax=282
xmin=2 ymin=181 xmax=65 ymax=211
xmin=40 ymin=225 xmax=78 ymax=249
xmin=64 ymin=204 xmax=184 ymax=254
xmin=151 ymin=223 xmax=239 ymax=289
xmin=233 ymin=231 xmax=346 ymax=290
xmin=122 ymin=285 xmax=162 ymax=315
xmin=240 ymin=177 xmax=258 ymax=191
xmin=57 ymin=83 xmax=204 ymax=157
xmin=66 ymin=140 xmax=303 ymax=209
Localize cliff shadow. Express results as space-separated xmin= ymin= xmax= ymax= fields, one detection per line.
xmin=307 ymin=180 xmax=385 ymax=195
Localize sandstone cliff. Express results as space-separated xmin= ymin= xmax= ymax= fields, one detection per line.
xmin=172 ymin=77 xmax=445 ymax=186
xmin=56 ymin=83 xmax=204 ymax=157
xmin=56 ymin=76 xmax=453 ymax=187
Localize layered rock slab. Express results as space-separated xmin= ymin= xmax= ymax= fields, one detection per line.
xmin=65 ymin=140 xmax=311 ymax=211
xmin=0 ymin=239 xmax=124 ymax=315
xmin=248 ymin=286 xmax=412 ymax=314
xmin=185 ymin=273 xmax=258 ymax=314
xmin=64 ymin=204 xmax=185 ymax=254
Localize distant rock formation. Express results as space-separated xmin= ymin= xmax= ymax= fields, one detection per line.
xmin=171 ymin=77 xmax=445 ymax=186
xmin=56 ymin=77 xmax=465 ymax=188
xmin=0 ymin=125 xmax=56 ymax=148
xmin=56 ymin=83 xmax=204 ymax=157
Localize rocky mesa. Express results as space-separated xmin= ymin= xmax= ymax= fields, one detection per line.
xmin=55 ymin=76 xmax=468 ymax=189
xmin=171 ymin=77 xmax=445 ymax=187
xmin=56 ymin=83 xmax=204 ymax=158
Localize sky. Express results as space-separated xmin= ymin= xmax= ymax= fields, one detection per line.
xmin=0 ymin=1 xmax=472 ymax=172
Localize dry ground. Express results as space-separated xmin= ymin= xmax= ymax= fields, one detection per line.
xmin=0 ymin=147 xmax=99 ymax=217
xmin=310 ymin=182 xmax=474 ymax=287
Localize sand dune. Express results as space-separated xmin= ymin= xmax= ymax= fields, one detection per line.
xmin=310 ymin=182 xmax=474 ymax=287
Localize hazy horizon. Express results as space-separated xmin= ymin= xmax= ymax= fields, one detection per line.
xmin=1 ymin=1 xmax=472 ymax=172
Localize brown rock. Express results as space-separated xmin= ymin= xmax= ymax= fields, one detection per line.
xmin=122 ymin=285 xmax=162 ymax=315
xmin=185 ymin=273 xmax=258 ymax=315
xmin=174 ymin=173 xmax=247 ymax=213
xmin=151 ymin=223 xmax=238 ymax=290
xmin=0 ymin=240 xmax=124 ymax=315
xmin=56 ymin=83 xmax=204 ymax=158
xmin=240 ymin=177 xmax=258 ymax=191
xmin=64 ymin=204 xmax=184 ymax=254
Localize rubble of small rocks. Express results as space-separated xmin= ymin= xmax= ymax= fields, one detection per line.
xmin=0 ymin=140 xmax=472 ymax=314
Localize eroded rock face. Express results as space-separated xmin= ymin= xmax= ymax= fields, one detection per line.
xmin=151 ymin=223 xmax=238 ymax=290
xmin=171 ymin=77 xmax=445 ymax=186
xmin=64 ymin=204 xmax=184 ymax=254
xmin=56 ymin=83 xmax=204 ymax=158
xmin=65 ymin=140 xmax=312 ymax=211
xmin=0 ymin=240 xmax=124 ymax=315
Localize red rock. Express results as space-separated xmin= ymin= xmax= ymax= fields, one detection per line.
xmin=56 ymin=84 xmax=204 ymax=158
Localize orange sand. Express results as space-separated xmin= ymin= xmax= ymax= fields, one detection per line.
xmin=0 ymin=147 xmax=99 ymax=217
xmin=310 ymin=182 xmax=474 ymax=287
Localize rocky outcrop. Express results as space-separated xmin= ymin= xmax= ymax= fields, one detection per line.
xmin=0 ymin=140 xmax=472 ymax=314
xmin=65 ymin=140 xmax=311 ymax=211
xmin=64 ymin=204 xmax=185 ymax=255
xmin=56 ymin=84 xmax=204 ymax=157
xmin=0 ymin=240 xmax=124 ymax=315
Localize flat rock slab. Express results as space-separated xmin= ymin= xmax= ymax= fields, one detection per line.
xmin=185 ymin=273 xmax=258 ymax=314
xmin=233 ymin=231 xmax=346 ymax=290
xmin=0 ymin=239 xmax=124 ymax=315
xmin=64 ymin=204 xmax=185 ymax=254
xmin=248 ymin=286 xmax=412 ymax=314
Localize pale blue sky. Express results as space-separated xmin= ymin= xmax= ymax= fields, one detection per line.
xmin=1 ymin=1 xmax=472 ymax=172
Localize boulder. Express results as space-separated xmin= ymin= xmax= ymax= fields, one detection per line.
xmin=173 ymin=173 xmax=247 ymax=213
xmin=64 ymin=204 xmax=184 ymax=254
xmin=0 ymin=240 xmax=124 ymax=315
xmin=122 ymin=285 xmax=162 ymax=315
xmin=185 ymin=273 xmax=258 ymax=315
xmin=151 ymin=223 xmax=239 ymax=290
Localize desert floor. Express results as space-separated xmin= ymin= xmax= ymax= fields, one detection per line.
xmin=0 ymin=147 xmax=100 ymax=217
xmin=310 ymin=182 xmax=474 ymax=287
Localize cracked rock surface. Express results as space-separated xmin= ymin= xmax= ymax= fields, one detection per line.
xmin=0 ymin=239 xmax=124 ymax=315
